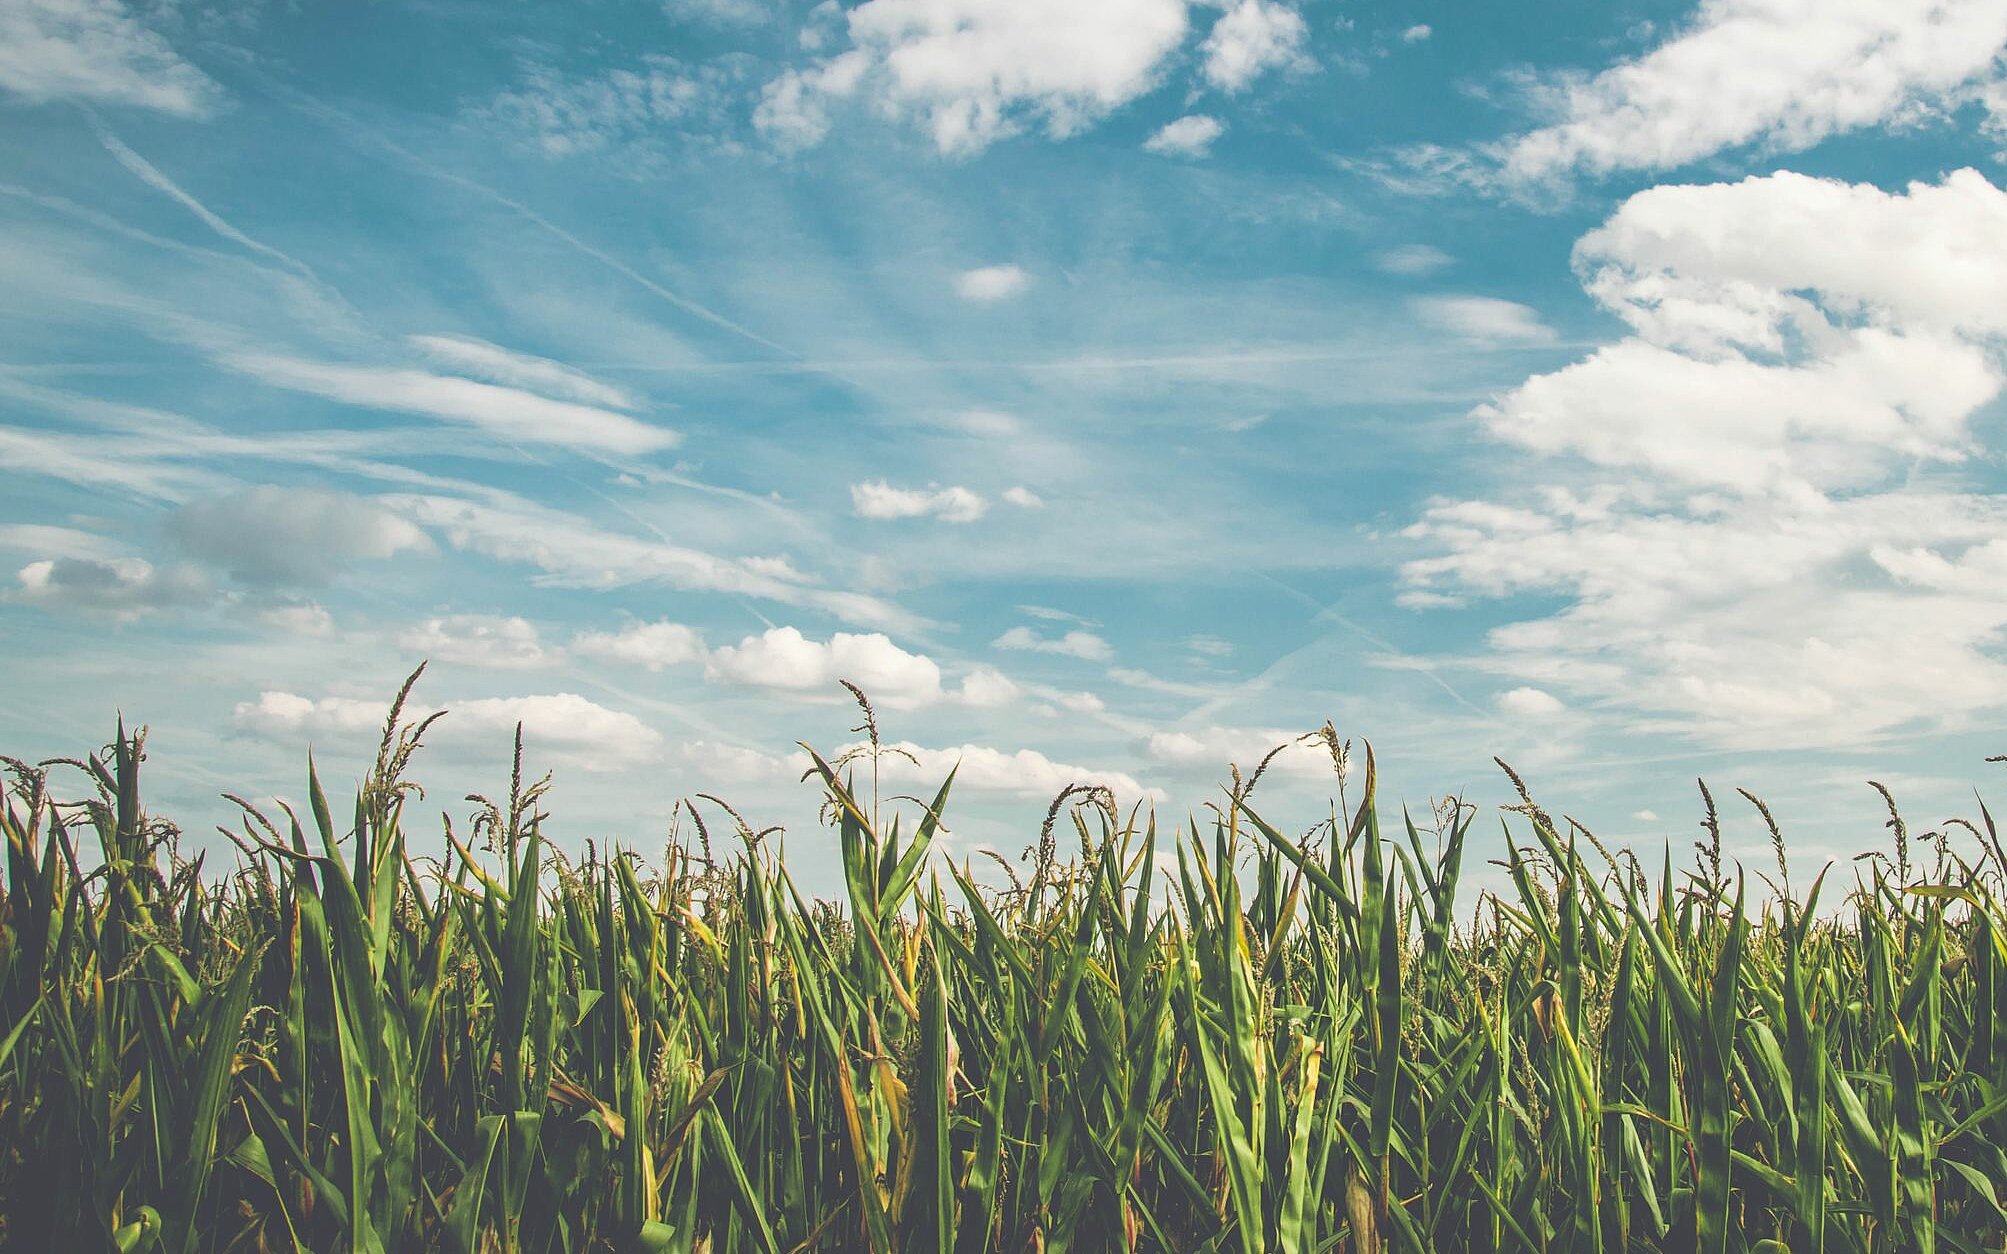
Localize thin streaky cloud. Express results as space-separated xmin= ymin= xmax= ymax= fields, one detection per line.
xmin=88 ymin=114 xmax=322 ymax=284
xmin=267 ymin=84 xmax=800 ymax=359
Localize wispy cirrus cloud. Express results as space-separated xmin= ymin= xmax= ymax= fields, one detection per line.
xmin=225 ymin=354 xmax=678 ymax=456
xmin=476 ymin=55 xmax=745 ymax=158
xmin=1413 ymin=295 xmax=1557 ymax=345
xmin=0 ymin=0 xmax=220 ymax=115
xmin=383 ymin=490 xmax=918 ymax=632
xmin=407 ymin=335 xmax=640 ymax=410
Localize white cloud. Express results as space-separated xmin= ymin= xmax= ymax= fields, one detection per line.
xmin=1414 ymin=295 xmax=1557 ymax=344
xmin=958 ymin=665 xmax=1022 ymax=707
xmin=236 ymin=688 xmax=664 ymax=768
xmin=258 ymin=602 xmax=334 ymax=636
xmin=706 ymin=625 xmax=1014 ymax=709
xmin=1400 ymin=23 xmax=1433 ymax=43
xmin=479 ymin=55 xmax=740 ymax=157
xmin=1143 ymin=114 xmax=1226 ymax=156
xmin=954 ymin=263 xmax=1031 ymax=302
xmin=707 ymin=625 xmax=940 ymax=704
xmin=665 ymin=0 xmax=769 ymax=26
xmin=851 ymin=480 xmax=988 ymax=523
xmin=857 ymin=740 xmax=1157 ymax=800
xmin=1474 ymin=170 xmax=2007 ymax=497
xmin=669 ymin=740 xmax=791 ymax=784
xmin=758 ymin=0 xmax=1190 ymax=154
xmin=0 ymin=0 xmax=220 ymax=115
xmin=993 ymin=625 xmax=1114 ymax=661
xmin=407 ymin=335 xmax=639 ymax=410
xmin=14 ymin=555 xmax=208 ymax=617
xmin=451 ymin=694 xmax=664 ymax=768
xmin=1146 ymin=726 xmax=1341 ymax=780
xmin=1202 ymin=0 xmax=1312 ymax=93
xmin=1375 ymin=244 xmax=1452 ymax=276
xmin=401 ymin=615 xmax=553 ymax=670
xmin=0 ymin=523 xmax=121 ymax=561
xmin=753 ymin=50 xmax=871 ymax=150
xmin=572 ymin=620 xmax=706 ymax=670
xmin=168 ymin=487 xmax=431 ymax=586
xmin=1183 ymin=634 xmax=1234 ymax=658
xmin=228 ymin=355 xmax=677 ymax=456
xmin=384 ymin=491 xmax=918 ymax=633
xmin=1499 ymin=0 xmax=2007 ymax=183
xmin=1496 ymin=686 xmax=1567 ymax=717
xmin=1002 ymin=485 xmax=1045 ymax=509
xmin=234 ymin=691 xmax=387 ymax=737
xmin=937 ymin=408 xmax=1024 ymax=437
xmin=1018 ymin=604 xmax=1096 ymax=625
xmin=1405 ymin=168 xmax=2007 ymax=750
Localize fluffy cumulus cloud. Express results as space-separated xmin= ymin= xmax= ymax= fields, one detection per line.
xmin=1145 ymin=725 xmax=1344 ymax=780
xmin=954 ymin=264 xmax=1030 ymax=302
xmin=450 ymin=694 xmax=664 ymax=767
xmin=572 ymin=620 xmax=706 ymax=670
xmin=1413 ymin=296 xmax=1557 ymax=344
xmin=993 ymin=625 xmax=1114 ymax=661
xmin=1496 ymin=686 xmax=1567 ymax=718
xmin=400 ymin=615 xmax=553 ymax=670
xmin=0 ymin=0 xmax=220 ymax=115
xmin=168 ymin=487 xmax=430 ymax=587
xmin=757 ymin=0 xmax=1191 ymax=154
xmin=1143 ymin=114 xmax=1225 ymax=156
xmin=234 ymin=691 xmax=388 ymax=737
xmin=1500 ymin=0 xmax=2007 ymax=183
xmin=1405 ymin=168 xmax=2007 ymax=750
xmin=238 ymin=688 xmax=663 ymax=767
xmin=851 ymin=480 xmax=988 ymax=523
xmin=707 ymin=626 xmax=1008 ymax=708
xmin=856 ymin=740 xmax=1157 ymax=800
xmin=15 ymin=555 xmax=208 ymax=617
xmin=958 ymin=666 xmax=1022 ymax=707
xmin=1202 ymin=0 xmax=1311 ymax=93
xmin=1477 ymin=170 xmax=2007 ymax=497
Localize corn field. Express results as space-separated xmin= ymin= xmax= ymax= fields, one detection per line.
xmin=1 ymin=681 xmax=2004 ymax=1253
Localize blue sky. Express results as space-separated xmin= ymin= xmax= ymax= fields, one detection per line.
xmin=7 ymin=0 xmax=2007 ymax=889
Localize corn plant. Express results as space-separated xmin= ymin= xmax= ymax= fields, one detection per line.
xmin=1 ymin=675 xmax=2004 ymax=1252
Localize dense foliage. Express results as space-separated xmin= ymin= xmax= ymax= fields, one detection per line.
xmin=1 ymin=680 xmax=2004 ymax=1253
